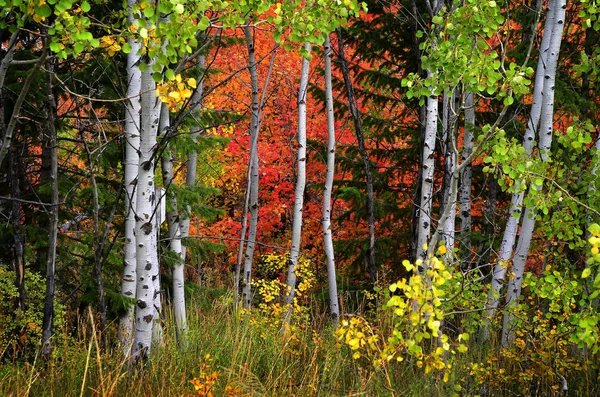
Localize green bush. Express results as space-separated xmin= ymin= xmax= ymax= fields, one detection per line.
xmin=0 ymin=266 xmax=65 ymax=360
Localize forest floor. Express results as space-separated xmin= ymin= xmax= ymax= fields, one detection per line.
xmin=1 ymin=287 xmax=598 ymax=396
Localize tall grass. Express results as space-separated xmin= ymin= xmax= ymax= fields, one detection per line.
xmin=2 ymin=287 xmax=598 ymax=396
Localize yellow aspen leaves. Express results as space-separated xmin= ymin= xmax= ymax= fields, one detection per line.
xmin=100 ymin=36 xmax=123 ymax=56
xmin=156 ymin=74 xmax=197 ymax=112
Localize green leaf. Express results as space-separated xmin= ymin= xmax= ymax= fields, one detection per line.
xmin=122 ymin=42 xmax=132 ymax=53
xmin=582 ymin=268 xmax=592 ymax=279
xmin=81 ymin=0 xmax=90 ymax=12
xmin=198 ymin=15 xmax=210 ymax=30
xmin=50 ymin=41 xmax=61 ymax=53
xmin=143 ymin=6 xmax=154 ymax=18
xmin=36 ymin=3 xmax=52 ymax=17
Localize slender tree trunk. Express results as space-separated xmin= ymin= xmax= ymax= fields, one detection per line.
xmin=159 ymin=104 xmax=188 ymax=346
xmin=441 ymin=90 xmax=459 ymax=257
xmin=241 ymin=24 xmax=261 ymax=309
xmin=131 ymin=58 xmax=161 ymax=362
xmin=416 ymin=72 xmax=438 ymax=262
xmin=82 ymin=135 xmax=108 ymax=347
xmin=283 ymin=42 xmax=311 ymax=326
xmin=119 ymin=0 xmax=142 ymax=356
xmin=323 ymin=35 xmax=340 ymax=323
xmin=485 ymin=0 xmax=558 ymax=326
xmin=501 ymin=0 xmax=566 ymax=347
xmin=151 ymin=200 xmax=163 ymax=347
xmin=235 ymin=170 xmax=251 ymax=307
xmin=459 ymin=91 xmax=474 ymax=266
xmin=336 ymin=29 xmax=376 ymax=282
xmin=10 ymin=144 xmax=26 ymax=311
xmin=181 ymin=55 xmax=205 ymax=282
xmin=41 ymin=60 xmax=59 ymax=359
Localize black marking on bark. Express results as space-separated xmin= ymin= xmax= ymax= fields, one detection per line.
xmin=143 ymin=314 xmax=153 ymax=323
xmin=137 ymin=300 xmax=147 ymax=309
xmin=141 ymin=221 xmax=153 ymax=235
xmin=141 ymin=160 xmax=152 ymax=171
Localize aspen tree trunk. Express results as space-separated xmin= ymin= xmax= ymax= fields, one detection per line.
xmin=9 ymin=145 xmax=26 ymax=311
xmin=441 ymin=90 xmax=459 ymax=257
xmin=235 ymin=172 xmax=251 ymax=307
xmin=151 ymin=203 xmax=163 ymax=347
xmin=322 ymin=35 xmax=340 ymax=323
xmin=182 ymin=55 xmax=205 ymax=283
xmin=502 ymin=0 xmax=566 ymax=347
xmin=416 ymin=72 xmax=438 ymax=262
xmin=337 ymin=29 xmax=377 ymax=281
xmin=131 ymin=59 xmax=161 ymax=362
xmin=82 ymin=136 xmax=108 ymax=347
xmin=283 ymin=42 xmax=311 ymax=326
xmin=485 ymin=0 xmax=559 ymax=324
xmin=41 ymin=60 xmax=59 ymax=359
xmin=241 ymin=24 xmax=260 ymax=309
xmin=236 ymin=41 xmax=276 ymax=307
xmin=159 ymin=104 xmax=187 ymax=346
xmin=459 ymin=91 xmax=474 ymax=266
xmin=119 ymin=0 xmax=142 ymax=356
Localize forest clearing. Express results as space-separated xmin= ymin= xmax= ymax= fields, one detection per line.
xmin=1 ymin=0 xmax=600 ymax=395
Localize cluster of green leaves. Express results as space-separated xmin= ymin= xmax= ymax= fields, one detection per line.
xmin=403 ymin=0 xmax=533 ymax=105
xmin=0 ymin=267 xmax=65 ymax=360
xmin=123 ymin=0 xmax=367 ymax=80
xmin=1 ymin=0 xmax=100 ymax=58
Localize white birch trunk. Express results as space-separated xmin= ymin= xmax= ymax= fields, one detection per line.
xmin=283 ymin=43 xmax=311 ymax=325
xmin=416 ymin=70 xmax=438 ymax=262
xmin=151 ymin=202 xmax=163 ymax=347
xmin=322 ymin=36 xmax=340 ymax=322
xmin=241 ymin=24 xmax=261 ymax=309
xmin=159 ymin=104 xmax=188 ymax=346
xmin=441 ymin=90 xmax=457 ymax=257
xmin=502 ymin=0 xmax=565 ymax=347
xmin=119 ymin=0 xmax=142 ymax=356
xmin=459 ymin=91 xmax=474 ymax=265
xmin=181 ymin=55 xmax=205 ymax=265
xmin=486 ymin=0 xmax=559 ymax=322
xmin=131 ymin=58 xmax=161 ymax=362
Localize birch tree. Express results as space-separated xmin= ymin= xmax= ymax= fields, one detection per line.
xmin=283 ymin=42 xmax=311 ymax=326
xmin=131 ymin=59 xmax=161 ymax=362
xmin=239 ymin=23 xmax=261 ymax=309
xmin=160 ymin=103 xmax=187 ymax=345
xmin=322 ymin=35 xmax=340 ymax=322
xmin=459 ymin=91 xmax=474 ymax=265
xmin=501 ymin=0 xmax=566 ymax=347
xmin=486 ymin=0 xmax=561 ymax=324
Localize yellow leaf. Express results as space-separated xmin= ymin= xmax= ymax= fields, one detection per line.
xmin=188 ymin=78 xmax=197 ymax=88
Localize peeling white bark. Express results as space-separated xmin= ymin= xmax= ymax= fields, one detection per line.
xmin=502 ymin=0 xmax=566 ymax=347
xmin=131 ymin=58 xmax=161 ymax=362
xmin=119 ymin=0 xmax=142 ymax=356
xmin=159 ymin=104 xmax=187 ymax=346
xmin=322 ymin=36 xmax=340 ymax=323
xmin=241 ymin=24 xmax=261 ymax=309
xmin=486 ymin=0 xmax=560 ymax=323
xmin=416 ymin=71 xmax=438 ymax=263
xmin=283 ymin=43 xmax=311 ymax=325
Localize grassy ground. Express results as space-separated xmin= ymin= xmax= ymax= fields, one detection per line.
xmin=1 ymin=288 xmax=599 ymax=396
